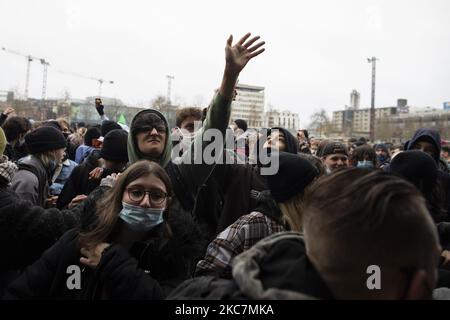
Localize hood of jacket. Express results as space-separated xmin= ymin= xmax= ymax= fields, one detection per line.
xmin=269 ymin=127 xmax=299 ymax=154
xmin=374 ymin=143 xmax=389 ymax=155
xmin=231 ymin=232 xmax=334 ymax=300
xmin=406 ymin=128 xmax=441 ymax=163
xmin=250 ymin=127 xmax=299 ymax=167
xmin=127 ymin=109 xmax=173 ymax=167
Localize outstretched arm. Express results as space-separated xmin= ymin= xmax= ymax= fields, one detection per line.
xmin=179 ymin=33 xmax=266 ymax=198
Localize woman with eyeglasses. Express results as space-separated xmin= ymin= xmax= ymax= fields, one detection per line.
xmin=4 ymin=160 xmax=203 ymax=300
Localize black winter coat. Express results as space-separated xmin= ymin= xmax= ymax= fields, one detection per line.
xmin=0 ymin=187 xmax=82 ymax=295
xmin=56 ymin=150 xmax=112 ymax=209
xmin=4 ymin=197 xmax=204 ymax=300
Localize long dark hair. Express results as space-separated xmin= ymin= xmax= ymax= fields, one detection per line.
xmin=79 ymin=160 xmax=173 ymax=249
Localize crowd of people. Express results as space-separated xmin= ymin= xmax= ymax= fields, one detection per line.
xmin=1 ymin=33 xmax=450 ymax=300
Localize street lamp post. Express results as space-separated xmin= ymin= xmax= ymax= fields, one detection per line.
xmin=367 ymin=57 xmax=378 ymax=142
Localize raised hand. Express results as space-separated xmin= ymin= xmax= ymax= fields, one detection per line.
xmin=225 ymin=33 xmax=265 ymax=76
xmin=2 ymin=107 xmax=15 ymax=116
xmin=220 ymin=32 xmax=265 ymax=100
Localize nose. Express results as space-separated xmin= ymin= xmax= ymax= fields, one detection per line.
xmin=337 ymin=159 xmax=344 ymax=166
xmin=140 ymin=193 xmax=151 ymax=208
xmin=150 ymin=128 xmax=158 ymax=135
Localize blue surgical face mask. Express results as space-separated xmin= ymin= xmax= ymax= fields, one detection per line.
xmin=119 ymin=202 xmax=165 ymax=231
xmin=357 ymin=160 xmax=374 ymax=169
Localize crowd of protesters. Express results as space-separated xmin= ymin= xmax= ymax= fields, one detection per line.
xmin=1 ymin=32 xmax=450 ymax=300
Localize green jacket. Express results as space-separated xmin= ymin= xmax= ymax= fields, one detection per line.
xmin=127 ymin=93 xmax=231 ymax=213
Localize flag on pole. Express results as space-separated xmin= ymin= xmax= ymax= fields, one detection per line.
xmin=117 ymin=113 xmax=127 ymax=126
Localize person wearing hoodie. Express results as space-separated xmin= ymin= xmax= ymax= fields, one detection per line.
xmin=406 ymin=128 xmax=449 ymax=172
xmin=374 ymin=143 xmax=391 ymax=168
xmin=387 ymin=150 xmax=445 ymax=222
xmin=4 ymin=161 xmax=203 ymax=300
xmin=405 ymin=128 xmax=450 ymax=221
xmin=56 ymin=129 xmax=129 ymax=209
xmin=169 ymin=169 xmax=444 ymax=300
xmin=195 ymin=152 xmax=319 ymax=279
xmin=385 ymin=150 xmax=450 ymax=287
xmin=125 ymin=33 xmax=266 ymax=251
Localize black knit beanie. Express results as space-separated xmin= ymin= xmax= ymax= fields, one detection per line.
xmin=387 ymin=150 xmax=438 ymax=192
xmin=101 ymin=120 xmax=122 ymax=137
xmin=100 ymin=129 xmax=129 ymax=162
xmin=25 ymin=126 xmax=67 ymax=154
xmin=268 ymin=152 xmax=319 ymax=203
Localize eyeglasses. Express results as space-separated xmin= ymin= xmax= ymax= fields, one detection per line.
xmin=126 ymin=188 xmax=168 ymax=204
xmin=134 ymin=125 xmax=166 ymax=135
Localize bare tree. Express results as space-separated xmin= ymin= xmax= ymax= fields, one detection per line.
xmin=308 ymin=109 xmax=332 ymax=138
xmin=151 ymin=95 xmax=169 ymax=111
xmin=106 ymin=98 xmax=123 ymax=121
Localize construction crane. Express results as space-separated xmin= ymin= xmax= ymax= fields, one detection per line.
xmin=1 ymin=46 xmax=50 ymax=101
xmin=56 ymin=70 xmax=114 ymax=97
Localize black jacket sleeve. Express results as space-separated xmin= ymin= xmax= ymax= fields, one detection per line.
xmin=0 ymin=113 xmax=8 ymax=127
xmin=57 ymin=166 xmax=82 ymax=209
xmin=3 ymin=230 xmax=78 ymax=299
xmin=0 ymin=191 xmax=81 ymax=271
xmin=437 ymin=222 xmax=450 ymax=251
xmin=97 ymin=245 xmax=165 ymax=300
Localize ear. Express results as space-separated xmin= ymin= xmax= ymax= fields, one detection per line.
xmin=404 ymin=269 xmax=433 ymax=300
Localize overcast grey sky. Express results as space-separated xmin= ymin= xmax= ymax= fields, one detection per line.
xmin=1 ymin=0 xmax=449 ymax=127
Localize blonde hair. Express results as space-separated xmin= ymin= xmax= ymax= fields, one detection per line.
xmin=56 ymin=118 xmax=70 ymax=131
xmin=278 ymin=193 xmax=305 ymax=232
xmin=36 ymin=150 xmax=59 ymax=167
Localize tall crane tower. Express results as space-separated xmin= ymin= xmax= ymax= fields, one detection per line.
xmin=56 ymin=70 xmax=114 ymax=97
xmin=1 ymin=46 xmax=49 ymax=101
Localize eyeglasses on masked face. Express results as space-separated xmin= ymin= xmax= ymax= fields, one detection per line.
xmin=126 ymin=187 xmax=167 ymax=205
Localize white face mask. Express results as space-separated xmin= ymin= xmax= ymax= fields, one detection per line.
xmin=179 ymin=129 xmax=195 ymax=152
xmin=119 ymin=202 xmax=165 ymax=232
